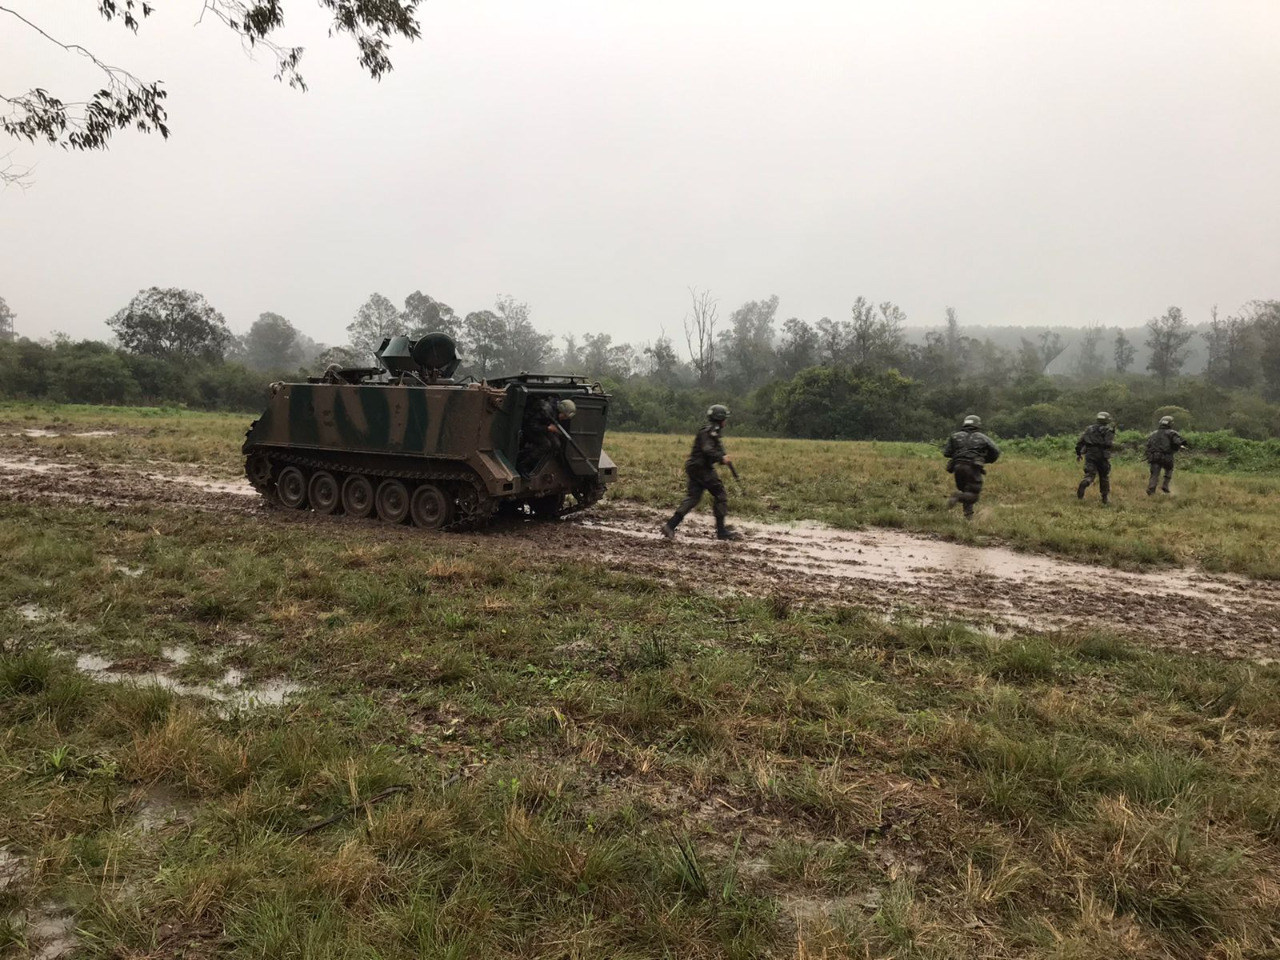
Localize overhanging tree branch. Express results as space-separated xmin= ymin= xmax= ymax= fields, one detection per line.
xmin=1 ymin=4 xmax=169 ymax=150
xmin=2 ymin=0 xmax=422 ymax=165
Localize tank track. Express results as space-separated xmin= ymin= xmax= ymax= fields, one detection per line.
xmin=246 ymin=449 xmax=495 ymax=533
xmin=246 ymin=449 xmax=606 ymax=532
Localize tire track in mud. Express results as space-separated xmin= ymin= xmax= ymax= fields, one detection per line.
xmin=4 ymin=448 xmax=1279 ymax=662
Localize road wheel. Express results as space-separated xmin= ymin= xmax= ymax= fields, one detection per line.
xmin=245 ymin=454 xmax=273 ymax=487
xmin=309 ymin=471 xmax=340 ymax=514
xmin=410 ymin=483 xmax=452 ymax=529
xmin=277 ymin=466 xmax=308 ymax=509
xmin=376 ymin=479 xmax=410 ymax=524
xmin=342 ymin=475 xmax=375 ymax=518
xmin=454 ymin=484 xmax=491 ymax=527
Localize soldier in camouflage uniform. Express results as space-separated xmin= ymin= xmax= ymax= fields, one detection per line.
xmin=1075 ymin=411 xmax=1115 ymax=504
xmin=1145 ymin=415 xmax=1189 ymax=495
xmin=942 ymin=415 xmax=1000 ymax=518
xmin=661 ymin=404 xmax=740 ymax=541
xmin=517 ymin=398 xmax=576 ymax=476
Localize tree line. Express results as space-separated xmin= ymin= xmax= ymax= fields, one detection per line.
xmin=2 ymin=289 xmax=1278 ymax=441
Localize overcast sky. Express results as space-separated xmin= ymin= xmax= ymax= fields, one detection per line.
xmin=2 ymin=0 xmax=1278 ymax=349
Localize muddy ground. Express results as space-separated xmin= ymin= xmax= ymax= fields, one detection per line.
xmin=3 ymin=447 xmax=1279 ymax=662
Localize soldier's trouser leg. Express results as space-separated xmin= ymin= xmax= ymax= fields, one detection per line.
xmin=1096 ymin=458 xmax=1111 ymax=502
xmin=670 ymin=468 xmax=712 ymax=527
xmin=1078 ymin=458 xmax=1099 ymax=498
xmin=1148 ymin=458 xmax=1174 ymax=495
xmin=706 ymin=474 xmax=730 ymax=532
xmin=954 ymin=462 xmax=984 ymax=517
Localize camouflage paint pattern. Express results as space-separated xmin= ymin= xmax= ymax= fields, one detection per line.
xmin=243 ymin=380 xmax=616 ymax=498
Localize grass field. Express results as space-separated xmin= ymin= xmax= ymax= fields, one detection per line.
xmin=4 ymin=401 xmax=1280 ymax=577
xmin=3 ymin=498 xmax=1280 ymax=958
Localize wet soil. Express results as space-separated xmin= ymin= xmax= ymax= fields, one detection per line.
xmin=4 ymin=448 xmax=1279 ymax=662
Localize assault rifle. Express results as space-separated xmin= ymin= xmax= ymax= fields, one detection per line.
xmin=553 ymin=421 xmax=599 ymax=478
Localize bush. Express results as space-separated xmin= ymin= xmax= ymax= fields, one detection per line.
xmin=990 ymin=403 xmax=1077 ymax=438
xmin=1152 ymin=405 xmax=1193 ymax=431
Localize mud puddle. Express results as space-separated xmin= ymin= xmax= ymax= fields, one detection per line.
xmin=569 ymin=505 xmax=1280 ymax=661
xmin=4 ymin=448 xmax=1280 ymax=661
xmin=6 ymin=428 xmax=119 ymax=438
xmin=73 ymin=647 xmax=304 ymax=713
xmin=581 ymin=510 xmax=1274 ymax=608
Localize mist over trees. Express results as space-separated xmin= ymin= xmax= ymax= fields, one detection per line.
xmin=3 ymin=284 xmax=1280 ymax=441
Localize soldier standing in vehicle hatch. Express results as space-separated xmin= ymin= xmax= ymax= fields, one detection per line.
xmin=1075 ymin=411 xmax=1115 ymax=504
xmin=1145 ymin=415 xmax=1189 ymax=495
xmin=942 ymin=414 xmax=1000 ymax=519
xmin=661 ymin=404 xmax=740 ymax=541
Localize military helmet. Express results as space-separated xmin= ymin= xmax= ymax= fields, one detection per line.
xmin=1096 ymin=411 xmax=1112 ymax=422
xmin=962 ymin=415 xmax=981 ymax=429
xmin=556 ymin=399 xmax=577 ymax=419
xmin=707 ymin=404 xmax=730 ymax=422
xmin=1159 ymin=415 xmax=1174 ymax=427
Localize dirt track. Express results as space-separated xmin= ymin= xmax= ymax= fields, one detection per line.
xmin=4 ymin=448 xmax=1279 ymax=662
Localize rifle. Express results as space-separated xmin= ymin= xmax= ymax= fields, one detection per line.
xmin=723 ymin=459 xmax=746 ymax=493
xmin=553 ymin=421 xmax=599 ymax=478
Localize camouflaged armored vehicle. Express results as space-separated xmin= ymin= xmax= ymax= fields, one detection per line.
xmin=242 ymin=333 xmax=616 ymax=529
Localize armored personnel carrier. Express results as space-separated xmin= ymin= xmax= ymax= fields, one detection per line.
xmin=242 ymin=333 xmax=616 ymax=529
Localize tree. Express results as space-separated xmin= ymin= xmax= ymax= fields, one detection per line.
xmin=107 ymin=287 xmax=232 ymax=362
xmin=776 ymin=318 xmax=818 ymax=379
xmin=1114 ymin=330 xmax=1136 ymax=374
xmin=314 ymin=345 xmax=363 ymax=371
xmin=462 ymin=309 xmax=503 ymax=377
xmin=643 ymin=331 xmax=683 ymax=388
xmin=682 ymin=287 xmax=718 ymax=387
xmin=0 ymin=295 xmax=14 ymax=341
xmin=848 ymin=297 xmax=906 ymax=371
xmin=1145 ymin=306 xmax=1194 ymax=387
xmin=492 ymin=295 xmax=553 ymax=372
xmin=346 ymin=293 xmax=405 ymax=362
xmin=1203 ymin=306 xmax=1260 ymax=390
xmin=559 ymin=335 xmax=583 ymax=372
xmin=2 ymin=1 xmax=422 ymax=183
xmin=1037 ymin=331 xmax=1066 ymax=373
xmin=402 ymin=291 xmax=458 ymax=340
xmin=1248 ymin=300 xmax=1280 ymax=401
xmin=241 ymin=311 xmax=301 ymax=370
xmin=580 ymin=333 xmax=634 ymax=381
xmin=815 ymin=316 xmax=848 ymax=366
xmin=1073 ymin=324 xmax=1106 ymax=381
xmin=719 ymin=295 xmax=778 ymax=391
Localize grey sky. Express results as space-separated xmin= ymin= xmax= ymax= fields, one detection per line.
xmin=2 ymin=0 xmax=1277 ymax=350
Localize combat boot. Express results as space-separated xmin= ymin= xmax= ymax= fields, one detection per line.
xmin=715 ymin=526 xmax=742 ymax=541
xmin=1076 ymin=481 xmax=1087 ymax=499
xmin=660 ymin=518 xmax=678 ymax=539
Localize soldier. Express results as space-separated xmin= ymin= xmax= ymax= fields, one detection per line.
xmin=517 ymin=398 xmax=576 ymax=476
xmin=661 ymin=404 xmax=740 ymax=541
xmin=1145 ymin=415 xmax=1189 ymax=495
xmin=942 ymin=415 xmax=1000 ymax=519
xmin=1075 ymin=411 xmax=1115 ymax=504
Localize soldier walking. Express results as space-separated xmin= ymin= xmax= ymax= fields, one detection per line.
xmin=942 ymin=415 xmax=1000 ymax=519
xmin=1075 ymin=411 xmax=1115 ymax=504
xmin=661 ymin=404 xmax=740 ymax=541
xmin=1145 ymin=415 xmax=1189 ymax=495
